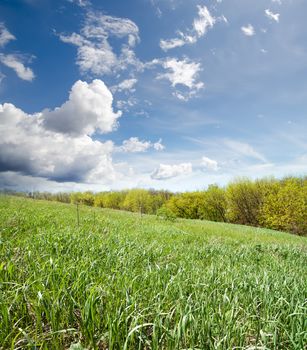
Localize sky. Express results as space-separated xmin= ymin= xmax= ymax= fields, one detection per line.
xmin=0 ymin=0 xmax=306 ymax=193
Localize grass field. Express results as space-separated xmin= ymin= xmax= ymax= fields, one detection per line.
xmin=0 ymin=195 xmax=306 ymax=349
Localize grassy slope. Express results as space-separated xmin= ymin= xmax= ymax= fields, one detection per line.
xmin=0 ymin=195 xmax=306 ymax=349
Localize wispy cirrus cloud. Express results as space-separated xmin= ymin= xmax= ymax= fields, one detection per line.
xmin=0 ymin=23 xmax=35 ymax=81
xmin=265 ymin=9 xmax=280 ymax=23
xmin=223 ymin=140 xmax=267 ymax=163
xmin=0 ymin=23 xmax=15 ymax=47
xmin=0 ymin=54 xmax=35 ymax=81
xmin=160 ymin=5 xmax=217 ymax=51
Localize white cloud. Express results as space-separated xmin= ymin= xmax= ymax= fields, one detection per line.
xmin=59 ymin=12 xmax=142 ymax=76
xmin=0 ymin=54 xmax=35 ymax=81
xmin=193 ymin=5 xmax=216 ymax=37
xmin=241 ymin=24 xmax=255 ymax=36
xmin=119 ymin=137 xmax=164 ymax=153
xmin=0 ymin=23 xmax=15 ymax=47
xmin=153 ymin=139 xmax=165 ymax=151
xmin=0 ymin=24 xmax=35 ymax=81
xmin=43 ymin=79 xmax=121 ymax=136
xmin=67 ymin=0 xmax=91 ymax=7
xmin=120 ymin=137 xmax=151 ymax=153
xmin=154 ymin=57 xmax=204 ymax=100
xmin=159 ymin=58 xmax=202 ymax=89
xmin=220 ymin=15 xmax=228 ymax=24
xmin=265 ymin=9 xmax=280 ymax=23
xmin=114 ymin=78 xmax=137 ymax=92
xmin=160 ymin=37 xmax=187 ymax=51
xmin=0 ymin=106 xmax=115 ymax=183
xmin=0 ymin=71 xmax=5 ymax=84
xmin=160 ymin=6 xmax=216 ymax=51
xmin=116 ymin=97 xmax=138 ymax=111
xmin=0 ymin=79 xmax=123 ymax=184
xmin=224 ymin=140 xmax=266 ymax=162
xmin=201 ymin=156 xmax=219 ymax=171
xmin=151 ymin=163 xmax=192 ymax=180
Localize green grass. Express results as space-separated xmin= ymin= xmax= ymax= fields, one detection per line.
xmin=0 ymin=195 xmax=306 ymax=349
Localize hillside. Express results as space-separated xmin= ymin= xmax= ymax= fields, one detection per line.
xmin=0 ymin=196 xmax=306 ymax=349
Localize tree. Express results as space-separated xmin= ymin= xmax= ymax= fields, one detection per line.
xmin=198 ymin=185 xmax=227 ymax=222
xmin=122 ymin=189 xmax=153 ymax=214
xmin=260 ymin=177 xmax=307 ymax=235
xmin=226 ymin=178 xmax=270 ymax=226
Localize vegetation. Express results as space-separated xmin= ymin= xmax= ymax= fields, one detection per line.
xmin=12 ymin=176 xmax=307 ymax=235
xmin=0 ymin=195 xmax=306 ymax=349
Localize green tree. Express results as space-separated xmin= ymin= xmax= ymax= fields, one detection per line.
xmin=226 ymin=178 xmax=269 ymax=226
xmin=198 ymin=185 xmax=227 ymax=222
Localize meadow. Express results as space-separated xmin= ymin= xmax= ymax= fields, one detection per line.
xmin=0 ymin=195 xmax=306 ymax=349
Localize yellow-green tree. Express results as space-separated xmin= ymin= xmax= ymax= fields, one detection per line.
xmin=122 ymin=189 xmax=153 ymax=214
xmin=260 ymin=177 xmax=307 ymax=235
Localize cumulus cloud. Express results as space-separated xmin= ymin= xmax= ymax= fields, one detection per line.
xmin=201 ymin=156 xmax=219 ymax=171
xmin=265 ymin=9 xmax=280 ymax=22
xmin=43 ymin=79 xmax=121 ymax=136
xmin=153 ymin=57 xmax=204 ymax=100
xmin=0 ymin=54 xmax=35 ymax=81
xmin=241 ymin=24 xmax=255 ymax=36
xmin=59 ymin=12 xmax=142 ymax=76
xmin=119 ymin=137 xmax=164 ymax=153
xmin=0 ymin=79 xmax=121 ymax=184
xmin=151 ymin=163 xmax=192 ymax=180
xmin=0 ymin=23 xmax=15 ymax=47
xmin=160 ymin=6 xmax=217 ymax=51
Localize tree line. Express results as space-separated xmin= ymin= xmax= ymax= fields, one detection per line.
xmin=6 ymin=176 xmax=306 ymax=236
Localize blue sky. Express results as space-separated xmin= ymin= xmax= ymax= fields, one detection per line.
xmin=0 ymin=0 xmax=306 ymax=192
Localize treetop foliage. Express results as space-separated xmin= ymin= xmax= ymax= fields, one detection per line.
xmin=6 ymin=176 xmax=306 ymax=236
